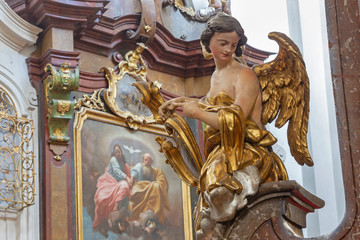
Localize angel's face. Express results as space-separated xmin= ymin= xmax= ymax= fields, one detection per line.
xmin=209 ymin=31 xmax=240 ymax=62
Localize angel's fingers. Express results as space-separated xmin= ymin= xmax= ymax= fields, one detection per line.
xmin=159 ymin=102 xmax=171 ymax=115
xmin=158 ymin=107 xmax=165 ymax=117
xmin=168 ymin=103 xmax=179 ymax=110
xmin=172 ymin=102 xmax=184 ymax=107
xmin=159 ymin=106 xmax=169 ymax=117
xmin=174 ymin=97 xmax=185 ymax=103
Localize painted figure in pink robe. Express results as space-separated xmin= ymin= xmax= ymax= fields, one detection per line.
xmin=92 ymin=144 xmax=133 ymax=233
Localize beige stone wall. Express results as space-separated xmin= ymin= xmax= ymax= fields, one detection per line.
xmin=77 ymin=49 xmax=115 ymax=73
xmin=74 ymin=46 xmax=211 ymax=97
xmin=147 ymin=69 xmax=211 ymax=97
xmin=184 ymin=75 xmax=210 ymax=97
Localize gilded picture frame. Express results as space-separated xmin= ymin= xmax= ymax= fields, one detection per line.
xmin=73 ymin=108 xmax=193 ymax=240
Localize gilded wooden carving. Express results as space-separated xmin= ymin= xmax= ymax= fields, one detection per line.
xmin=100 ymin=44 xmax=155 ymax=129
xmin=119 ymin=43 xmax=148 ymax=80
xmin=253 ymin=32 xmax=313 ymax=166
xmin=165 ymin=0 xmax=232 ymax=22
xmin=135 ymin=27 xmax=313 ymax=238
xmin=44 ymin=62 xmax=79 ymax=160
xmin=44 ymin=62 xmax=79 ymax=143
xmin=72 ymin=39 xmax=195 ymax=238
xmin=75 ymin=89 xmax=106 ymax=112
xmin=173 ymin=0 xmax=195 ymax=17
xmin=0 ymin=87 xmax=35 ymax=211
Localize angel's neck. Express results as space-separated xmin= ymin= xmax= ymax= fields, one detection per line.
xmin=214 ymin=58 xmax=234 ymax=70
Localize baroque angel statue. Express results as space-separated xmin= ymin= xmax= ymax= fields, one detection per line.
xmin=134 ymin=12 xmax=313 ymax=239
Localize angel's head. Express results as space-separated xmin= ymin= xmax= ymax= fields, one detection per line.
xmin=200 ymin=12 xmax=247 ymax=57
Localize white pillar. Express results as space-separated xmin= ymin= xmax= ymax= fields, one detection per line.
xmin=298 ymin=0 xmax=344 ymax=236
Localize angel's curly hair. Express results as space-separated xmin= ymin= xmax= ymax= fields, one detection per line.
xmin=200 ymin=12 xmax=247 ymax=57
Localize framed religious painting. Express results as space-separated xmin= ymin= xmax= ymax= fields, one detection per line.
xmin=73 ymin=108 xmax=193 ymax=240
xmin=73 ymin=45 xmax=193 ymax=240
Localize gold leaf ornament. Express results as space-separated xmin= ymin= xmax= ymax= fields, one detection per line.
xmin=53 ymin=128 xmax=65 ymax=141
xmin=253 ymin=32 xmax=313 ymax=166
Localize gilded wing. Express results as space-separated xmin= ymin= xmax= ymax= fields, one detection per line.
xmin=253 ymin=32 xmax=313 ymax=166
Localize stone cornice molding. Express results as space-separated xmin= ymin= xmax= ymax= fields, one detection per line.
xmin=243 ymin=44 xmax=275 ymax=66
xmin=145 ymin=22 xmax=215 ymax=77
xmin=5 ymin=0 xmax=108 ymax=34
xmin=74 ymin=14 xmax=140 ymax=56
xmin=76 ymin=14 xmax=271 ymax=77
xmin=78 ymin=71 xmax=106 ymax=93
xmin=0 ymin=0 xmax=42 ymax=51
xmin=5 ymin=2 xmax=271 ymax=77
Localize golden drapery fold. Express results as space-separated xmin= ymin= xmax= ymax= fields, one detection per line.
xmin=129 ymin=167 xmax=170 ymax=224
xmin=198 ymin=91 xmax=288 ymax=195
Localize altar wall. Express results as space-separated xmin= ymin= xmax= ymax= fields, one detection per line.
xmin=0 ymin=0 xmax=358 ymax=239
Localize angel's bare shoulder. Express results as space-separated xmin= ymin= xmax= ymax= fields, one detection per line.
xmin=232 ymin=64 xmax=259 ymax=90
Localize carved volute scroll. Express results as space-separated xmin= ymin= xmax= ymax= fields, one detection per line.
xmin=154 ymin=112 xmax=204 ymax=187
xmin=126 ymin=0 xmax=156 ymax=43
xmin=132 ymin=79 xmax=204 ymax=187
xmin=44 ymin=62 xmax=79 ymax=160
xmin=132 ymin=79 xmax=165 ymax=124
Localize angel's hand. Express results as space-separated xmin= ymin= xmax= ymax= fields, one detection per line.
xmin=158 ymin=97 xmax=189 ymax=120
xmin=158 ymin=100 xmax=173 ymax=120
xmin=173 ymin=101 xmax=201 ymax=119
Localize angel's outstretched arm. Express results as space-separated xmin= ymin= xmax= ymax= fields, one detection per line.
xmin=173 ymin=101 xmax=219 ymax=129
xmin=158 ymin=97 xmax=199 ymax=119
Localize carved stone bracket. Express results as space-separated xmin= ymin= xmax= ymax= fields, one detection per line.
xmin=218 ymin=181 xmax=325 ymax=239
xmin=126 ymin=0 xmax=156 ymax=44
xmin=44 ymin=62 xmax=79 ymax=160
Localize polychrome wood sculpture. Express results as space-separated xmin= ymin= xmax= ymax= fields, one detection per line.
xmin=134 ymin=12 xmax=322 ymax=239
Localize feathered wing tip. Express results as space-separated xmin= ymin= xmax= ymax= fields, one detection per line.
xmin=253 ymin=32 xmax=313 ymax=166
